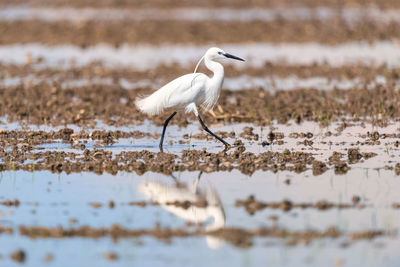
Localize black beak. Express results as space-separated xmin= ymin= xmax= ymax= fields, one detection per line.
xmin=223 ymin=53 xmax=245 ymax=62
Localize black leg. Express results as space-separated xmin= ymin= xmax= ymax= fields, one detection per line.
xmin=159 ymin=111 xmax=177 ymax=152
xmin=197 ymin=114 xmax=230 ymax=147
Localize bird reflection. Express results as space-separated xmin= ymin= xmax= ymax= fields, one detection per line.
xmin=137 ymin=171 xmax=225 ymax=249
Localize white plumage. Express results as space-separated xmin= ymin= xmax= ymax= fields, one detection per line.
xmin=137 ymin=173 xmax=226 ymax=248
xmin=135 ymin=73 xmax=210 ymax=115
xmin=135 ymin=47 xmax=245 ymax=151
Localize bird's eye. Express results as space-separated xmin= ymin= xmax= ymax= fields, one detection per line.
xmin=217 ymin=52 xmax=223 ymax=55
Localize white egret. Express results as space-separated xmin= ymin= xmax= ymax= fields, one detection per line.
xmin=135 ymin=47 xmax=245 ymax=152
xmin=137 ymin=172 xmax=226 ymax=248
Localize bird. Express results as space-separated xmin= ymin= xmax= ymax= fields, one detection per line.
xmin=135 ymin=47 xmax=245 ymax=152
xmin=137 ymin=172 xmax=226 ymax=249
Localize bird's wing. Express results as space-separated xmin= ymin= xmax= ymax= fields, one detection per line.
xmin=135 ymin=73 xmax=207 ymax=115
xmin=163 ymin=73 xmax=208 ymax=108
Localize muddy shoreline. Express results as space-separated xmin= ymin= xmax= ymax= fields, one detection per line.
xmin=1 ymin=83 xmax=399 ymax=127
xmin=3 ymin=0 xmax=400 ymax=9
xmin=1 ymin=62 xmax=396 ymax=82
xmin=1 ymin=19 xmax=400 ymax=46
xmin=0 ymin=129 xmax=388 ymax=175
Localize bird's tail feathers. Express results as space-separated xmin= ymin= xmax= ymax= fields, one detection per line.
xmin=135 ymin=93 xmax=165 ymax=115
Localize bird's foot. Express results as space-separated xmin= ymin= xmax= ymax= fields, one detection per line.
xmin=223 ymin=143 xmax=236 ymax=151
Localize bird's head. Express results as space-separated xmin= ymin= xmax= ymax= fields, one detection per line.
xmin=206 ymin=47 xmax=245 ymax=62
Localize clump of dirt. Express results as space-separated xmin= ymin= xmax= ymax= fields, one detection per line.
xmin=328 ymin=152 xmax=350 ymax=174
xmin=348 ymin=148 xmax=363 ymax=164
xmin=395 ymin=163 xmax=400 ymax=175
xmin=362 ymin=152 xmax=377 ymax=159
xmin=239 ymin=127 xmax=259 ymax=141
xmin=297 ymin=139 xmax=313 ymax=146
xmin=0 ymin=226 xmax=14 ymax=234
xmin=10 ymin=250 xmax=26 ymax=263
xmin=166 ymin=200 xmax=208 ymax=209
xmin=312 ymin=160 xmax=328 ymax=175
xmin=352 ymin=195 xmax=361 ymax=205
xmin=289 ymin=132 xmax=313 ymax=139
xmin=334 ymin=162 xmax=350 ymax=174
xmin=104 ymin=252 xmax=118 ymax=261
xmin=347 ymin=149 xmax=377 ymax=164
xmin=389 ymin=201 xmax=400 ymax=209
xmin=368 ymin=131 xmax=381 ymax=141
xmin=0 ymin=199 xmax=20 ymax=207
xmin=348 ymin=230 xmax=385 ymax=240
xmin=127 ymin=201 xmax=149 ymax=207
xmin=89 ymin=202 xmax=103 ymax=208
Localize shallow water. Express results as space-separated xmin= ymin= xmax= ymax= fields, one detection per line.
xmin=1 ymin=42 xmax=399 ymax=69
xmin=0 ymin=115 xmax=400 ymax=267
xmin=3 ymin=74 xmax=389 ymax=92
xmin=0 ymin=166 xmax=399 ymax=266
xmin=2 ymin=6 xmax=400 ymax=23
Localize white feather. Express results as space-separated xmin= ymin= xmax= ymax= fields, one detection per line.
xmin=137 ymin=178 xmax=225 ymax=234
xmin=136 ymin=73 xmax=208 ymax=115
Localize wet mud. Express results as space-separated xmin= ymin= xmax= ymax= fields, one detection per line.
xmin=0 ymin=145 xmax=317 ymax=175
xmin=3 ymin=0 xmax=400 ymax=9
xmin=0 ymin=123 xmax=395 ymax=177
xmin=1 ymin=62 xmax=397 ymax=83
xmin=1 ymin=83 xmax=400 ymax=127
xmin=235 ymin=195 xmax=367 ymax=215
xmin=17 ymin=224 xmax=387 ymax=248
xmin=2 ymin=19 xmax=400 ymax=46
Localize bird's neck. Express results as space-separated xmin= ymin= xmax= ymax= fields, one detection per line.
xmin=201 ymin=57 xmax=225 ymax=110
xmin=204 ymin=57 xmax=224 ymax=85
xmin=205 ymin=207 xmax=225 ymax=231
